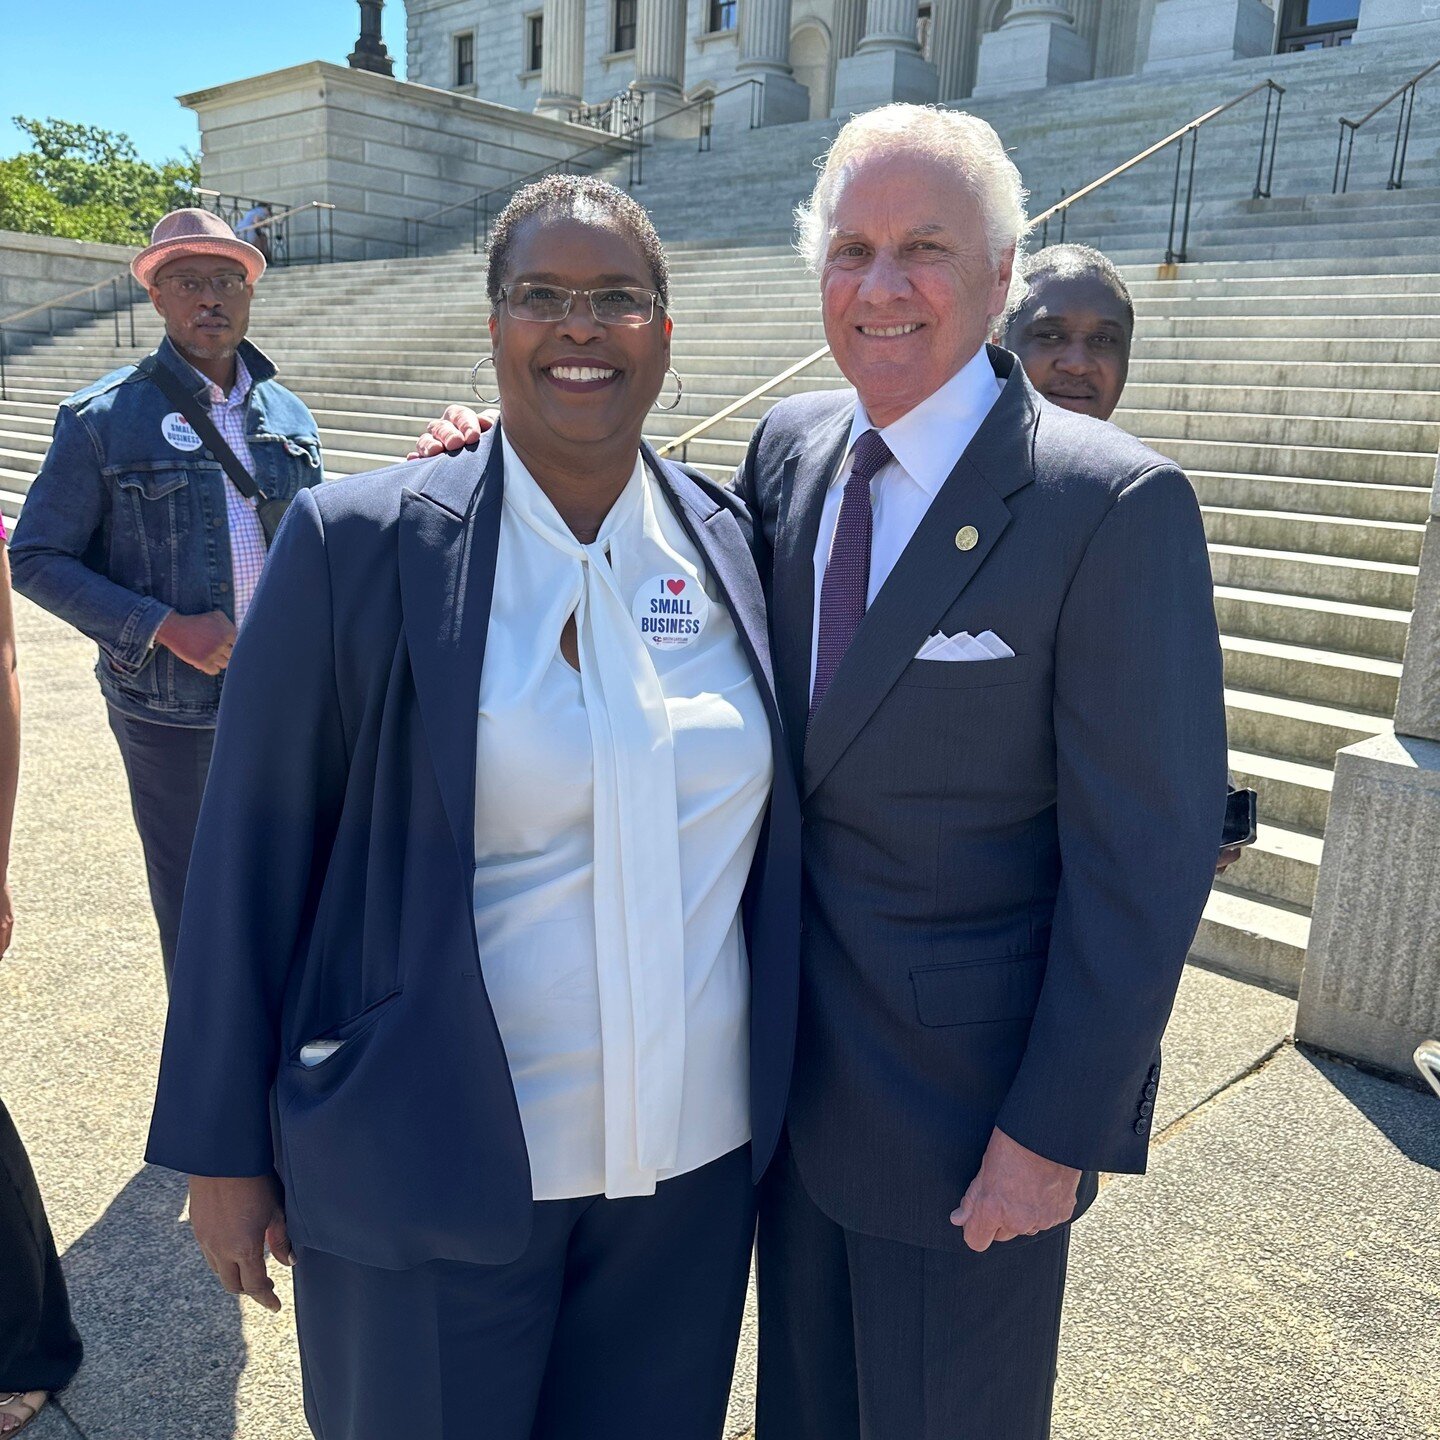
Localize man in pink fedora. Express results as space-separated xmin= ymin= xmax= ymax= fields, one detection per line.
xmin=10 ymin=208 xmax=324 ymax=986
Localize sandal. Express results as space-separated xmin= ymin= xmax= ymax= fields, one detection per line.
xmin=0 ymin=1392 xmax=48 ymax=1435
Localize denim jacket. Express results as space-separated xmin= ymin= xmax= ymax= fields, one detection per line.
xmin=10 ymin=337 xmax=323 ymax=726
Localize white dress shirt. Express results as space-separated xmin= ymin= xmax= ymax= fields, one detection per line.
xmin=810 ymin=347 xmax=1003 ymax=694
xmin=472 ymin=440 xmax=773 ymax=1200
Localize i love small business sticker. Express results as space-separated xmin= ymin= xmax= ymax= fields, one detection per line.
xmin=631 ymin=574 xmax=711 ymax=651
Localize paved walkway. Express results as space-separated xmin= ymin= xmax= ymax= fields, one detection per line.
xmin=2 ymin=598 xmax=1437 ymax=1440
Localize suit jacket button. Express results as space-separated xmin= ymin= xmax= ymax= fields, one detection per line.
xmin=1143 ymin=1082 xmax=1158 ymax=1100
xmin=1135 ymin=1119 xmax=1149 ymax=1135
xmin=1138 ymin=1100 xmax=1154 ymax=1119
xmin=1148 ymin=1064 xmax=1161 ymax=1081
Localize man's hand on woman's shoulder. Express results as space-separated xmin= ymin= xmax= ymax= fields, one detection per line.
xmin=407 ymin=406 xmax=495 ymax=461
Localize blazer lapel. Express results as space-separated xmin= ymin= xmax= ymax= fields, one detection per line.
xmin=647 ymin=445 xmax=786 ymax=757
xmin=802 ymin=351 xmax=1040 ymax=800
xmin=771 ymin=404 xmax=853 ymax=778
xmin=399 ymin=431 xmax=505 ymax=876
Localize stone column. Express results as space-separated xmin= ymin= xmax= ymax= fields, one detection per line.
xmin=971 ymin=0 xmax=1093 ymax=98
xmin=930 ymin=0 xmax=982 ymax=102
xmin=635 ymin=0 xmax=687 ymax=129
xmin=731 ymin=0 xmax=812 ymax=127
xmin=1143 ymin=0 xmax=1275 ymax=72
xmin=1093 ymin=0 xmax=1143 ymax=79
xmin=833 ymin=0 xmax=866 ymax=59
xmin=1296 ymin=452 xmax=1440 ymax=1077
xmin=831 ymin=0 xmax=939 ymax=115
xmin=1355 ymin=0 xmax=1440 ymax=42
xmin=535 ymin=0 xmax=586 ymax=118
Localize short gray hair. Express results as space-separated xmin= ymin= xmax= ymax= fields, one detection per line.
xmin=794 ymin=104 xmax=1028 ymax=320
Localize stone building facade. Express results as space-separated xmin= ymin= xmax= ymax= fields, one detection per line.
xmin=404 ymin=0 xmax=1436 ymax=129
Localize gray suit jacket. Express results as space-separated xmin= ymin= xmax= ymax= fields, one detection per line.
xmin=735 ymin=347 xmax=1228 ymax=1251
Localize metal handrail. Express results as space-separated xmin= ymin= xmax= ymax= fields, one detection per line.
xmin=1333 ymin=57 xmax=1440 ymax=194
xmin=0 ymin=268 xmax=144 ymax=403
xmin=655 ymin=79 xmax=1286 ymax=460
xmin=403 ymin=77 xmax=764 ymax=258
xmin=657 ymin=345 xmax=833 ymax=460
xmin=1032 ymin=78 xmax=1284 ymax=264
xmin=0 ymin=269 xmax=136 ymax=329
xmin=250 ymin=200 xmax=338 ymax=267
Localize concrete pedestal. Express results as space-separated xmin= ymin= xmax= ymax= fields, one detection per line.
xmin=1296 ymin=445 xmax=1440 ymax=1079
xmin=971 ymin=18 xmax=1092 ymax=97
xmin=1143 ymin=0 xmax=1275 ymax=73
xmin=1296 ymin=732 xmax=1440 ymax=1076
xmin=831 ymin=47 xmax=939 ymax=115
xmin=724 ymin=72 xmax=811 ymax=128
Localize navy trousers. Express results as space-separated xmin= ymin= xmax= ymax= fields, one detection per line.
xmin=755 ymin=1140 xmax=1070 ymax=1440
xmin=105 ymin=708 xmax=214 ymax=987
xmin=292 ymin=1145 xmax=755 ymax=1440
xmin=0 ymin=1098 xmax=83 ymax=1394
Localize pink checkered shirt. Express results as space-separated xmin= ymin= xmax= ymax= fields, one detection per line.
xmin=197 ymin=355 xmax=268 ymax=628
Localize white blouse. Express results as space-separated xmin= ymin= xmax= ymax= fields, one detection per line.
xmin=472 ymin=439 xmax=774 ymax=1200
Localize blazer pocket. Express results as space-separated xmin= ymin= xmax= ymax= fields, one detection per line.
xmin=286 ymin=987 xmax=404 ymax=1072
xmin=898 ymin=654 xmax=1042 ymax=690
xmin=911 ymin=953 xmax=1046 ymax=1027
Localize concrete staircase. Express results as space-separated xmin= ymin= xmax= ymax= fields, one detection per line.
xmin=2 ymin=38 xmax=1437 ymax=993
xmin=607 ymin=31 xmax=1440 ymax=262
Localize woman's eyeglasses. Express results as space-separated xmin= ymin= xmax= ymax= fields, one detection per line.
xmin=500 ymin=282 xmax=664 ymax=327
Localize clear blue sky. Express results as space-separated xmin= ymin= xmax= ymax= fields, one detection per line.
xmin=0 ymin=0 xmax=409 ymax=164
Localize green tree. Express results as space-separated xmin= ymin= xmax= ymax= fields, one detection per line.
xmin=0 ymin=117 xmax=200 ymax=245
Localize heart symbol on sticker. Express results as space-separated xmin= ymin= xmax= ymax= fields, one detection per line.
xmin=666 ymin=579 xmax=686 ymax=595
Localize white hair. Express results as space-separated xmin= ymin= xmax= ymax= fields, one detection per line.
xmin=795 ymin=104 xmax=1029 ymax=321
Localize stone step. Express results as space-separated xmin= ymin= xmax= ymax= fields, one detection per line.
xmin=1221 ymin=633 xmax=1400 ymax=716
xmin=1134 ymin=434 xmax=1434 ymax=487
xmin=1121 ymin=381 xmax=1440 ymax=424
xmin=1214 ymin=584 xmax=1409 ymax=661
xmin=1130 ymin=408 xmax=1438 ymax=454
xmin=1201 ymin=505 xmax=1424 ymax=565
xmin=1191 ymin=886 xmax=1310 ymax=993
xmin=1222 ymin=687 xmax=1390 ymax=766
xmin=1208 ymin=544 xmax=1415 ymax=610
xmin=1229 ymin=748 xmax=1334 ymax=835
xmin=1234 ymin=820 xmax=1324 ymax=911
xmin=1189 ymin=470 xmax=1429 ymax=525
xmin=1127 ymin=357 xmax=1440 ymax=391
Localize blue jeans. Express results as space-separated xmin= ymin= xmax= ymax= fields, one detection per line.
xmin=106 ymin=707 xmax=215 ymax=986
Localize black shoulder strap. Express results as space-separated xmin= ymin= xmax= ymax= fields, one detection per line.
xmin=136 ymin=353 xmax=260 ymax=502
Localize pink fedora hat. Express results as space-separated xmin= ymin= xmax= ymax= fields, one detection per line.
xmin=131 ymin=208 xmax=267 ymax=289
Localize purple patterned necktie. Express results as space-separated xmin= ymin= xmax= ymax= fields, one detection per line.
xmin=810 ymin=428 xmax=892 ymax=721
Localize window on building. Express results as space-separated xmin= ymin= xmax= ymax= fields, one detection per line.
xmin=707 ymin=0 xmax=736 ymax=33
xmin=613 ymin=0 xmax=637 ymax=52
xmin=917 ymin=1 xmax=933 ymax=60
xmin=1277 ymin=0 xmax=1360 ymax=51
xmin=527 ymin=12 xmax=544 ymax=71
xmin=454 ymin=31 xmax=475 ymax=86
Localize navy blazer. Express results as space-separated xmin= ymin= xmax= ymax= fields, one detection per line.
xmin=735 ymin=348 xmax=1228 ymax=1250
xmin=146 ymin=431 xmax=801 ymax=1270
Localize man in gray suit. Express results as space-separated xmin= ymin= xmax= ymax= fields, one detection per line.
xmin=413 ymin=104 xmax=1227 ymax=1438
xmin=734 ymin=106 xmax=1227 ymax=1438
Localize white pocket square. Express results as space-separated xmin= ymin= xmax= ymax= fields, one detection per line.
xmin=915 ymin=629 xmax=1016 ymax=662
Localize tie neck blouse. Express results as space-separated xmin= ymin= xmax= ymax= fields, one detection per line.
xmin=471 ymin=439 xmax=774 ymax=1200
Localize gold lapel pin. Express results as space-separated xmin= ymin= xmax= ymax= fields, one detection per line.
xmin=955 ymin=525 xmax=979 ymax=552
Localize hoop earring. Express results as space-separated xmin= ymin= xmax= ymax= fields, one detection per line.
xmin=653 ymin=367 xmax=683 ymax=412
xmin=470 ymin=355 xmax=498 ymax=405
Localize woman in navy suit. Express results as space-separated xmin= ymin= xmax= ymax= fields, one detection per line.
xmin=147 ymin=177 xmax=800 ymax=1440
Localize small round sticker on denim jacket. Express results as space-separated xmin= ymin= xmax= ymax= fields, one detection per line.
xmin=632 ymin=574 xmax=710 ymax=651
xmin=162 ymin=413 xmax=203 ymax=452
